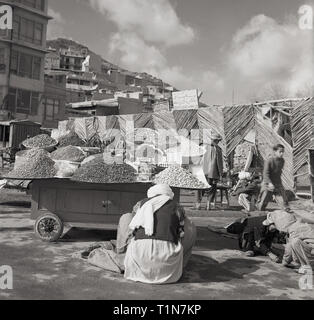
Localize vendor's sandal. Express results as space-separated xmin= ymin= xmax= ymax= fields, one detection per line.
xmin=289 ymin=263 xmax=301 ymax=269
xmin=81 ymin=251 xmax=90 ymax=259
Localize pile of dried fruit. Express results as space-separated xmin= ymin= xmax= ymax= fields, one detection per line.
xmin=72 ymin=156 xmax=136 ymax=184
xmin=58 ymin=132 xmax=86 ymax=147
xmin=8 ymin=149 xmax=56 ymax=179
xmin=51 ymin=146 xmax=86 ymax=162
xmin=154 ymin=165 xmax=207 ymax=189
xmin=23 ymin=134 xmax=57 ymax=149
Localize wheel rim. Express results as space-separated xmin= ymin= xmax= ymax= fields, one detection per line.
xmin=37 ymin=217 xmax=61 ymax=239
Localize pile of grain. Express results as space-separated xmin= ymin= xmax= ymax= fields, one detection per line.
xmin=8 ymin=149 xmax=56 ymax=179
xmin=58 ymin=132 xmax=86 ymax=147
xmin=154 ymin=165 xmax=207 ymax=189
xmin=23 ymin=134 xmax=57 ymax=149
xmin=72 ymin=156 xmax=136 ymax=184
xmin=51 ymin=146 xmax=86 ymax=162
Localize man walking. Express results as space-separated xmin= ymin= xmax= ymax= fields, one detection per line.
xmin=195 ymin=131 xmax=223 ymax=210
xmin=256 ymin=144 xmax=291 ymax=212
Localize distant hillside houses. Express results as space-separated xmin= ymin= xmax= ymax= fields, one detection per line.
xmin=45 ymin=38 xmax=176 ymax=115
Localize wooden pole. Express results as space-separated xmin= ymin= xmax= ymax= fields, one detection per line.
xmin=309 ymin=149 xmax=314 ymax=203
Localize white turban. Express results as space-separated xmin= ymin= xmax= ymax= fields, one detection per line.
xmin=129 ymin=184 xmax=175 ymax=236
xmin=147 ymin=184 xmax=174 ymax=199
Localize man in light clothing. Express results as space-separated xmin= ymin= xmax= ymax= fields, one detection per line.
xmin=195 ymin=131 xmax=223 ymax=210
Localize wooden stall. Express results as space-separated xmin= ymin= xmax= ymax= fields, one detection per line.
xmin=0 ymin=120 xmax=41 ymax=149
xmin=0 ymin=120 xmax=42 ymax=168
xmin=291 ymin=98 xmax=314 ymax=190
xmin=29 ymin=179 xmax=180 ymax=242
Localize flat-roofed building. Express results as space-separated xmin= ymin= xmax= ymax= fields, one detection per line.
xmin=0 ymin=0 xmax=51 ymax=123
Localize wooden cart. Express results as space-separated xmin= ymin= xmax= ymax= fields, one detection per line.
xmin=28 ymin=179 xmax=180 ymax=242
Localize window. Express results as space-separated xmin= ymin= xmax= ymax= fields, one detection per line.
xmin=10 ymin=50 xmax=18 ymax=75
xmin=19 ymin=52 xmax=32 ymax=78
xmin=0 ymin=29 xmax=9 ymax=38
xmin=7 ymin=88 xmax=40 ymax=115
xmin=54 ymin=100 xmax=60 ymax=115
xmin=11 ymin=15 xmax=43 ymax=45
xmin=8 ymin=88 xmax=17 ymax=112
xmin=0 ymin=48 xmax=6 ymax=73
xmin=33 ymin=56 xmax=41 ymax=79
xmin=44 ymin=98 xmax=60 ymax=121
xmin=12 ymin=16 xmax=19 ymax=41
xmin=10 ymin=50 xmax=42 ymax=80
xmin=34 ymin=23 xmax=43 ymax=45
xmin=31 ymin=92 xmax=39 ymax=115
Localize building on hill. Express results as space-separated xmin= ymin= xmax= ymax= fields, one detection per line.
xmin=59 ymin=46 xmax=88 ymax=71
xmin=65 ymin=72 xmax=99 ymax=104
xmin=45 ymin=48 xmax=60 ymax=70
xmin=0 ymin=0 xmax=51 ymax=123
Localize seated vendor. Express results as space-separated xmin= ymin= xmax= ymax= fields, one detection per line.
xmin=124 ymin=184 xmax=197 ymax=284
xmin=232 ymin=172 xmax=261 ymax=214
xmin=282 ymin=238 xmax=314 ymax=273
xmin=262 ymin=212 xmax=314 ymax=273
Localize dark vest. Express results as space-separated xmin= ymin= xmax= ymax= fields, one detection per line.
xmin=134 ymin=198 xmax=180 ymax=244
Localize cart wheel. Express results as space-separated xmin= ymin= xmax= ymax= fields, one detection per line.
xmin=35 ymin=213 xmax=64 ymax=242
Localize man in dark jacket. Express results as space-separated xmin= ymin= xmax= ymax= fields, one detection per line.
xmin=237 ymin=216 xmax=281 ymax=262
xmin=256 ymin=144 xmax=291 ymax=212
xmin=195 ymin=131 xmax=224 ymax=210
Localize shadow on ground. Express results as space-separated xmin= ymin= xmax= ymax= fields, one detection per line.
xmin=61 ymin=228 xmax=117 ymax=243
xmin=181 ymin=255 xmax=263 ymax=284
xmin=194 ymin=227 xmax=239 ymax=251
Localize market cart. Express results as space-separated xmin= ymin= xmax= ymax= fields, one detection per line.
xmin=27 ymin=178 xmax=180 ymax=242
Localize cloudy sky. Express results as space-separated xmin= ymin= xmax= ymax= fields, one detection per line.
xmin=47 ymin=0 xmax=314 ymax=105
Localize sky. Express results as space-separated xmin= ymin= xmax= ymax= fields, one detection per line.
xmin=47 ymin=0 xmax=314 ymax=105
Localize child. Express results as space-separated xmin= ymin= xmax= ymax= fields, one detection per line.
xmin=256 ymin=144 xmax=291 ymax=212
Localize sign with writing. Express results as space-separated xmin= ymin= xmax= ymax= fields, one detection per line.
xmin=172 ymin=89 xmax=199 ymax=110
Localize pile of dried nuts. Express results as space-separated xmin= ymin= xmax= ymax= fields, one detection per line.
xmin=154 ymin=165 xmax=207 ymax=189
xmin=58 ymin=132 xmax=86 ymax=147
xmin=72 ymin=156 xmax=136 ymax=184
xmin=23 ymin=134 xmax=57 ymax=149
xmin=8 ymin=149 xmax=56 ymax=179
xmin=51 ymin=146 xmax=86 ymax=162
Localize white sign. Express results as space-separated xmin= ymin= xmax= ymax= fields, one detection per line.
xmin=172 ymin=89 xmax=199 ymax=110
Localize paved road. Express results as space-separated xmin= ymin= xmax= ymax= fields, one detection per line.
xmin=0 ymin=189 xmax=314 ymax=300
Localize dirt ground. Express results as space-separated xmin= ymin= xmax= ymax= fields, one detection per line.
xmin=0 ymin=188 xmax=314 ymax=300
